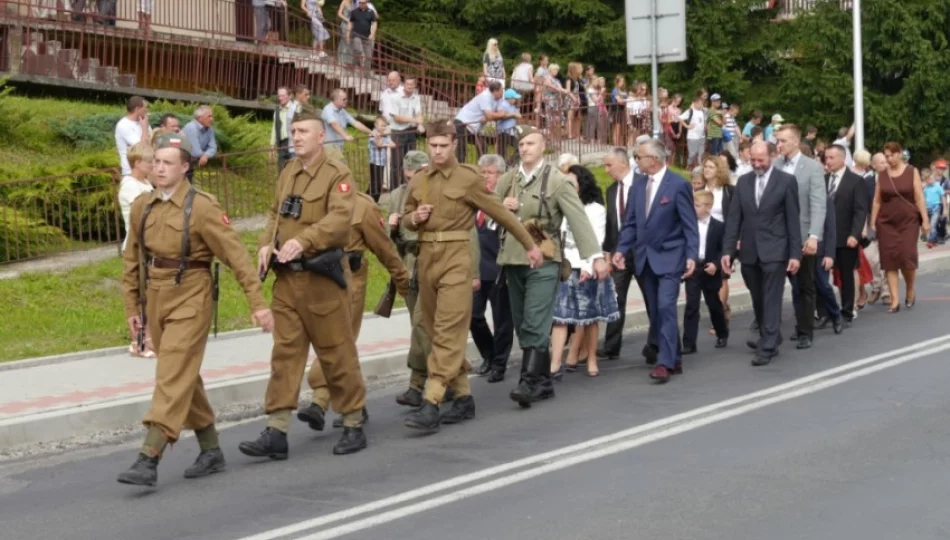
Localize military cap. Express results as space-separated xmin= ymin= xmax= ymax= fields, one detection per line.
xmin=292 ymin=103 xmax=321 ymax=123
xmin=403 ymin=150 xmax=429 ymax=171
xmin=514 ymin=124 xmax=541 ymax=142
xmin=424 ymin=118 xmax=455 ymax=138
xmin=153 ymin=131 xmax=193 ymax=154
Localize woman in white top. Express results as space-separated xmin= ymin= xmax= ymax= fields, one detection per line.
xmin=702 ymin=156 xmax=736 ymax=329
xmin=550 ymin=166 xmax=620 ymax=379
xmin=117 ymin=141 xmax=156 ymax=358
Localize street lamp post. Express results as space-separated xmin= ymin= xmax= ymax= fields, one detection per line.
xmin=853 ymin=0 xmax=864 ymax=151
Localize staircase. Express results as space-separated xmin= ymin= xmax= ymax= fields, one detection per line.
xmin=18 ymin=30 xmax=135 ymax=87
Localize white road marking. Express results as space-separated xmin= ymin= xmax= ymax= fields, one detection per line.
xmin=235 ymin=334 xmax=950 ymax=540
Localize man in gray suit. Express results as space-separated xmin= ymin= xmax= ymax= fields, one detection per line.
xmin=774 ymin=124 xmax=826 ymax=350
xmin=723 ymin=142 xmax=802 ymax=365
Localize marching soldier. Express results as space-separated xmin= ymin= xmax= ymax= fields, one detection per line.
xmin=496 ymin=126 xmax=609 ymax=408
xmin=388 ymin=151 xmax=480 ymax=408
xmin=296 ymin=188 xmax=411 ymax=430
xmin=118 ymin=132 xmax=274 ymax=487
xmin=400 ymin=119 xmax=542 ymax=433
xmin=238 ymin=105 xmax=368 ymax=459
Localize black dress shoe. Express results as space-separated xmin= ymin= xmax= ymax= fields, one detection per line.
xmin=796 ymin=336 xmax=812 ymax=349
xmin=486 ymin=370 xmax=505 ymax=383
xmin=440 ymin=395 xmax=476 ymax=424
xmin=642 ymin=344 xmax=658 ymax=365
xmin=332 ymin=427 xmax=367 ymax=455
xmin=816 ymin=316 xmax=831 ymax=330
xmin=332 ymin=407 xmax=369 ymax=429
xmin=746 ymin=340 xmax=759 ymax=351
xmin=474 ymin=360 xmax=492 ymax=376
xmin=117 ymin=453 xmax=158 ymax=486
xmin=682 ymin=346 xmax=697 ymax=355
xmin=183 ymin=448 xmax=226 ymax=479
xmin=832 ymin=317 xmax=844 ymax=334
xmin=238 ymin=427 xmax=288 ymax=460
xmin=751 ymin=354 xmax=773 ymax=366
xmin=405 ymin=402 xmax=441 ymax=433
xmin=396 ymin=387 xmax=422 ymax=408
xmin=296 ymin=402 xmax=326 ymax=431
xmin=715 ymin=337 xmax=728 ymax=348
xmin=596 ymin=349 xmax=620 ymax=361
xmin=843 ymin=318 xmax=853 ymax=329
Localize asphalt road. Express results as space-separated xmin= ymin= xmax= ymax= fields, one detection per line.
xmin=3 ymin=274 xmax=950 ymax=540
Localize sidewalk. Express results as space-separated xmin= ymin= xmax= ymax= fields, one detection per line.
xmin=2 ymin=244 xmax=949 ymax=450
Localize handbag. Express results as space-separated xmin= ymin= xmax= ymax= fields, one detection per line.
xmin=885 ymin=167 xmax=924 ymax=226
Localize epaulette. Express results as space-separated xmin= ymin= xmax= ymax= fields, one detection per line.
xmin=192 ymin=188 xmax=219 ymax=204
xmin=458 ymin=163 xmax=481 ymax=176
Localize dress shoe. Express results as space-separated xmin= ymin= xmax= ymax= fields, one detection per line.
xmin=796 ymin=336 xmax=812 ymax=349
xmin=905 ymin=295 xmax=916 ymax=309
xmin=682 ymin=346 xmax=697 ymax=355
xmin=332 ymin=427 xmax=367 ymax=455
xmin=832 ymin=317 xmax=844 ymax=334
xmin=649 ymin=365 xmax=671 ymax=383
xmin=296 ymin=402 xmax=326 ymax=431
xmin=868 ymin=288 xmax=881 ymax=305
xmin=486 ymin=369 xmax=505 ymax=383
xmin=440 ymin=395 xmax=476 ymax=424
xmin=642 ymin=344 xmax=658 ymax=365
xmin=238 ymin=427 xmax=288 ymax=461
xmin=332 ymin=407 xmax=369 ymax=429
xmin=404 ymin=402 xmax=441 ymax=433
xmin=751 ymin=353 xmax=773 ymax=366
xmin=842 ymin=318 xmax=853 ymax=329
xmin=117 ymin=453 xmax=158 ymax=486
xmin=816 ymin=316 xmax=831 ymax=330
xmin=715 ymin=337 xmax=728 ymax=348
xmin=474 ymin=360 xmax=492 ymax=376
xmin=183 ymin=448 xmax=226 ymax=479
xmin=671 ymin=362 xmax=683 ymax=375
xmin=746 ymin=340 xmax=759 ymax=351
xmin=596 ymin=349 xmax=620 ymax=361
xmin=396 ymin=387 xmax=422 ymax=408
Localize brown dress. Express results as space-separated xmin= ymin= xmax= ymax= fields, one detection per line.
xmin=876 ymin=165 xmax=921 ymax=271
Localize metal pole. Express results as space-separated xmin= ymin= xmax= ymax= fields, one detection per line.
xmin=853 ymin=0 xmax=865 ymax=151
xmin=650 ymin=0 xmax=660 ymax=140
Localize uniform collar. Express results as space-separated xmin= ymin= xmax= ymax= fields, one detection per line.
xmin=426 ymin=157 xmax=459 ymax=179
xmin=150 ymin=179 xmax=190 ymax=207
xmin=291 ymin=150 xmax=329 ymax=179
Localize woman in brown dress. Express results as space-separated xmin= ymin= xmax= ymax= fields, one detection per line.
xmin=870 ymin=142 xmax=931 ymax=313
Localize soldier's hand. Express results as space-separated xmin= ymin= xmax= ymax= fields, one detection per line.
xmin=252 ymin=309 xmax=275 ymax=333
xmin=472 ymin=278 xmax=481 ymax=291
xmin=127 ymin=315 xmax=142 ymax=338
xmin=503 ymin=197 xmax=519 ymax=211
xmin=593 ymin=258 xmax=610 ymax=280
xmin=257 ymin=246 xmax=271 ymax=275
xmin=526 ymin=245 xmax=544 ymax=268
xmin=276 ymin=239 xmax=304 ymax=263
xmin=611 ymin=252 xmax=626 ymax=271
xmin=413 ymin=204 xmax=433 ymax=224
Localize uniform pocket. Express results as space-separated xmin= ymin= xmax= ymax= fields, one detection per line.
xmin=301 ymin=187 xmax=327 ymax=224
xmin=441 ymin=188 xmax=467 ymax=217
xmin=308 ymin=299 xmax=345 ymax=348
xmin=167 ymin=306 xmax=197 ymax=321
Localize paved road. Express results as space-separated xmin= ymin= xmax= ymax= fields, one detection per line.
xmin=3 ymin=273 xmax=950 ymax=540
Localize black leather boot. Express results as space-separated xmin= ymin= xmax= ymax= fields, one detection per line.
xmin=183 ymin=448 xmax=226 ymax=479
xmin=296 ymin=403 xmax=326 ymax=431
xmin=536 ymin=349 xmax=555 ymax=400
xmin=440 ymin=395 xmax=476 ymax=424
xmin=333 ymin=407 xmax=369 ymax=428
xmin=404 ymin=401 xmax=441 ymax=433
xmin=396 ymin=387 xmax=423 ymax=407
xmin=238 ymin=427 xmax=289 ymax=461
xmin=117 ymin=453 xmax=159 ymax=486
xmin=510 ymin=349 xmax=552 ymax=408
xmin=332 ymin=427 xmax=368 ymax=455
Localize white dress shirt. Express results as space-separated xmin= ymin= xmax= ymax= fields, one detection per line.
xmin=709 ymin=186 xmax=725 ymax=222
xmin=781 ymin=151 xmax=802 ymax=174
xmin=828 ymin=166 xmax=847 ymax=196
xmin=697 ymin=216 xmax=710 ymax=260
xmin=615 ymin=170 xmax=634 ymax=225
xmin=646 ymin=165 xmax=668 ymax=214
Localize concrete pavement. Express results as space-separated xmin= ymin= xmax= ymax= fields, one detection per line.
xmin=1 ymin=272 xmax=949 ymax=540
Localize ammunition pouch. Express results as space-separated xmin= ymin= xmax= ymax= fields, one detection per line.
xmin=346 ymin=251 xmax=363 ymax=272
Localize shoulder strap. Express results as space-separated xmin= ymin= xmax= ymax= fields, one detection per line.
xmin=535 ymin=165 xmax=553 ymax=221
xmin=176 ymin=187 xmax=198 ymax=286
xmin=138 ymin=198 xmax=156 ymax=269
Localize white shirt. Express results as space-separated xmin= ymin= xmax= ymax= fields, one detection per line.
xmin=736 ymin=160 xmax=753 ymax=179
xmin=697 ymin=216 xmax=710 ymax=260
xmin=828 ymin=166 xmax=847 ymax=195
xmin=511 ymin=62 xmax=534 ymax=91
xmin=115 ymin=116 xmax=146 ymax=176
xmin=680 ymin=108 xmax=706 ymax=140
xmin=781 ymin=151 xmax=802 ymax=174
xmin=118 ymin=175 xmax=154 ymax=252
xmin=709 ymin=186 xmax=725 ymax=222
xmin=385 ymin=91 xmax=421 ymax=131
xmin=646 ymin=166 xmax=668 ymax=213
xmin=379 ymin=85 xmax=404 ymax=116
xmin=615 ymin=170 xmax=634 ymax=225
xmin=562 ymin=203 xmax=607 ymax=274
xmin=519 ymin=162 xmax=544 ymax=185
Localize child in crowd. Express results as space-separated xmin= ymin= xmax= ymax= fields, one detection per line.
xmin=923 ymin=170 xmax=944 ymax=245
xmin=368 ymin=116 xmax=395 ymax=202
xmin=682 ymin=190 xmax=728 ymax=354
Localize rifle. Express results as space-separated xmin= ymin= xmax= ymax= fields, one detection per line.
xmin=212 ymin=262 xmax=220 ymax=338
xmin=373 ymin=279 xmax=397 ymax=318
xmin=137 ymin=259 xmax=147 ymax=353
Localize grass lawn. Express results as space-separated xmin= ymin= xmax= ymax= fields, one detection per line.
xmin=0 ymin=230 xmax=403 ymax=362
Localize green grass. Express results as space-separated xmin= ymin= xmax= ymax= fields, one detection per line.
xmin=0 ymin=229 xmax=404 ymax=362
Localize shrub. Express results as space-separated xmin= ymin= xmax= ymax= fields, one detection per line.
xmin=0 ymin=205 xmax=70 ymax=262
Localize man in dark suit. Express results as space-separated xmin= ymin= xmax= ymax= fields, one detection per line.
xmin=612 ymin=139 xmax=699 ymax=383
xmin=470 ymin=154 xmax=514 ymax=383
xmin=823 ymin=144 xmax=868 ymax=325
xmin=722 ymin=141 xmax=802 ymax=366
xmin=682 ymin=190 xmax=728 ymax=354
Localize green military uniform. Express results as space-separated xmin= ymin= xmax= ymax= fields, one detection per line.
xmin=495 ymin=126 xmax=603 ymax=408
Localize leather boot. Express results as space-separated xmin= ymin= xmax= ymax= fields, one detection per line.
xmin=510 ymin=349 xmax=552 ymax=408
xmin=333 ymin=407 xmax=369 ymax=428
xmin=296 ymin=402 xmax=326 ymax=431
xmin=332 ymin=427 xmax=368 ymax=455
xmin=117 ymin=453 xmax=159 ymax=486
xmin=183 ymin=448 xmax=226 ymax=479
xmin=238 ymin=427 xmax=288 ymax=461
xmin=440 ymin=395 xmax=476 ymax=424
xmin=404 ymin=401 xmax=441 ymax=433
xmin=396 ymin=387 xmax=422 ymax=407
xmin=537 ymin=348 xmax=555 ymax=400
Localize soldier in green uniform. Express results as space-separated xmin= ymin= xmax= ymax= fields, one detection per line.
xmin=495 ymin=126 xmax=610 ymax=408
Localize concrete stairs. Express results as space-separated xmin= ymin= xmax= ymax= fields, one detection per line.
xmin=19 ymin=32 xmax=135 ymax=87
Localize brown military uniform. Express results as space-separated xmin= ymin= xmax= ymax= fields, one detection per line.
xmin=258 ymin=151 xmax=367 ymax=430
xmin=122 ymin=181 xmax=267 ymax=451
xmin=401 ymin=156 xmax=536 ymax=404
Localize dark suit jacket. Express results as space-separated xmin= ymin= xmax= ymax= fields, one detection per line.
xmin=603 ymin=176 xmax=637 ymax=254
xmin=820 ymin=195 xmax=837 ymax=260
xmin=702 ymin=217 xmax=726 ymax=269
xmin=476 ymin=219 xmax=501 ymax=282
xmin=714 ymin=185 xmax=735 ymax=226
xmin=724 ymin=168 xmax=803 ymax=265
xmin=826 ymin=169 xmax=868 ymax=247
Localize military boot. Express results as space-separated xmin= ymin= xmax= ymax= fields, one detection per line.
xmin=296 ymin=402 xmax=326 ymax=431
xmin=332 ymin=407 xmax=369 ymax=428
xmin=404 ymin=401 xmax=441 ymax=433
xmin=440 ymin=395 xmax=476 ymax=424
xmin=509 ymin=349 xmax=553 ymax=408
xmin=183 ymin=448 xmax=226 ymax=479
xmin=117 ymin=453 xmax=159 ymax=486
xmin=333 ymin=427 xmax=368 ymax=455
xmin=536 ymin=349 xmax=556 ymax=400
xmin=238 ymin=427 xmax=288 ymax=461
xmin=396 ymin=387 xmax=423 ymax=407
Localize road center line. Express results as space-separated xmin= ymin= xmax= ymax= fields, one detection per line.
xmin=235 ymin=334 xmax=950 ymax=540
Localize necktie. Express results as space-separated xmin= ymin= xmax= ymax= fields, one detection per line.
xmin=645 ymin=176 xmax=655 ymax=216
xmin=756 ymin=174 xmax=766 ymax=207
xmin=828 ymin=173 xmax=838 ymax=197
xmin=477 ymin=210 xmax=485 ymax=227
xmin=618 ymin=182 xmax=626 ymax=220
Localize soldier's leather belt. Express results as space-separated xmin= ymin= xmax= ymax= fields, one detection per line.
xmin=147 ymin=257 xmax=212 ymax=270
xmin=418 ymin=230 xmax=470 ymax=243
xmin=271 ymin=260 xmax=306 ymax=272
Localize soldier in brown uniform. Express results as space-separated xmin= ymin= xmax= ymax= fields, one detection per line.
xmin=296 ymin=189 xmax=411 ymax=430
xmin=238 ymin=105 xmax=369 ymax=459
xmin=401 ymin=119 xmax=543 ymax=432
xmin=118 ymin=132 xmax=274 ymax=487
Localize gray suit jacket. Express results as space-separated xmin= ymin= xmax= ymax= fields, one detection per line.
xmin=781 ymin=153 xmax=826 ymax=241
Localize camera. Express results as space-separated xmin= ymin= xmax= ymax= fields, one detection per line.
xmin=279 ymin=195 xmax=303 ymax=219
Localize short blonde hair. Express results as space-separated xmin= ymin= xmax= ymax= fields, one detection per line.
xmin=853 ymin=149 xmax=871 ymax=167
xmin=127 ymin=142 xmax=153 ymax=169
xmin=694 ymin=190 xmax=713 ymax=205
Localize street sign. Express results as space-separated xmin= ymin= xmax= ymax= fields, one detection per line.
xmin=625 ymin=0 xmax=687 ymax=66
